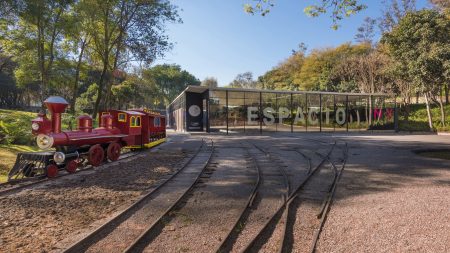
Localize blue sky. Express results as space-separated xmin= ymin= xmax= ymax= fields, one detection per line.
xmin=156 ymin=0 xmax=430 ymax=86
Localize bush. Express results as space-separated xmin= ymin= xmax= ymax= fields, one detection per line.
xmin=0 ymin=109 xmax=35 ymax=145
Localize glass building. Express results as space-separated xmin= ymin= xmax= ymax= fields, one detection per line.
xmin=167 ymin=86 xmax=397 ymax=134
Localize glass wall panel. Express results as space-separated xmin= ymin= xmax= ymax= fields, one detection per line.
xmin=370 ymin=96 xmax=393 ymax=130
xmin=321 ymin=94 xmax=335 ymax=132
xmin=277 ymin=93 xmax=292 ymax=132
xmin=227 ymin=91 xmax=245 ymax=134
xmin=167 ymin=93 xmax=185 ymax=131
xmin=209 ymin=90 xmax=227 ymax=133
xmin=307 ymin=94 xmax=320 ymax=132
xmin=334 ymin=95 xmax=347 ymax=131
xmin=261 ymin=92 xmax=277 ymax=132
xmin=384 ymin=98 xmax=396 ymax=130
xmin=348 ymin=95 xmax=368 ymax=131
xmin=292 ymin=93 xmax=307 ymax=132
xmin=245 ymin=92 xmax=261 ymax=134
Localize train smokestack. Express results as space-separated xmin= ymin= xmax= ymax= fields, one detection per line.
xmin=44 ymin=96 xmax=68 ymax=134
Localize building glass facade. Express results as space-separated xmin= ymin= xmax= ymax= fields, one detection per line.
xmin=168 ymin=87 xmax=397 ymax=134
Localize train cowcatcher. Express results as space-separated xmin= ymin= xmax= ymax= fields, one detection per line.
xmin=8 ymin=96 xmax=166 ymax=181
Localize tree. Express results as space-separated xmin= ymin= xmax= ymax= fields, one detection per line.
xmin=201 ymin=77 xmax=218 ymax=88
xmin=229 ymin=72 xmax=257 ymax=89
xmin=244 ymin=0 xmax=367 ymax=29
xmin=297 ymin=43 xmax=371 ymax=91
xmin=333 ymin=50 xmax=390 ymax=124
xmin=382 ymin=10 xmax=450 ymax=130
xmin=258 ymin=52 xmax=304 ymax=90
xmin=430 ymin=0 xmax=450 ymax=10
xmin=355 ymin=17 xmax=377 ymax=44
xmin=80 ymin=0 xmax=180 ymax=118
xmin=142 ymin=64 xmax=200 ymax=104
xmin=378 ymin=0 xmax=416 ymax=33
xmin=0 ymin=0 xmax=73 ymax=102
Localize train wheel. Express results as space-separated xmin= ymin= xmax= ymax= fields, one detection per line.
xmin=88 ymin=144 xmax=104 ymax=167
xmin=107 ymin=142 xmax=121 ymax=161
xmin=46 ymin=164 xmax=59 ymax=178
xmin=65 ymin=160 xmax=78 ymax=173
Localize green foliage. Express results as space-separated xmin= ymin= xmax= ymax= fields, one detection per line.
xmin=0 ymin=109 xmax=35 ymax=145
xmin=259 ymin=43 xmax=371 ymax=92
xmin=201 ymin=77 xmax=218 ymax=88
xmin=229 ymin=72 xmax=257 ymax=89
xmin=382 ymin=10 xmax=450 ymax=93
xmin=244 ymin=0 xmax=366 ymax=29
xmin=142 ymin=64 xmax=200 ymax=105
xmin=382 ymin=9 xmax=450 ymax=128
xmin=75 ymin=83 xmax=98 ymax=113
xmin=399 ymin=103 xmax=450 ymax=131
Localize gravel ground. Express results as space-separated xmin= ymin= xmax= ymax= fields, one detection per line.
xmin=71 ymin=141 xmax=209 ymax=253
xmin=316 ymin=138 xmax=450 ymax=253
xmin=0 ymin=149 xmax=187 ymax=253
xmin=144 ymin=146 xmax=256 ymax=253
xmin=229 ymin=143 xmax=288 ymax=253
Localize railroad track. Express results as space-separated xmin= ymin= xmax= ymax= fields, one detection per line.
xmin=0 ymin=150 xmax=139 ymax=198
xmin=63 ymin=139 xmax=214 ymax=253
xmin=238 ymin=142 xmax=336 ymax=253
xmin=309 ymin=142 xmax=348 ymax=253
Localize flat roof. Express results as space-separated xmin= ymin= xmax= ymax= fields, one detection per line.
xmin=168 ymin=85 xmax=393 ymax=108
xmin=210 ymin=87 xmax=392 ymax=96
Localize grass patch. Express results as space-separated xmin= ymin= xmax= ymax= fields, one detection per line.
xmin=0 ymin=144 xmax=40 ymax=183
xmin=399 ymin=103 xmax=450 ymax=132
xmin=416 ymin=150 xmax=450 ymax=160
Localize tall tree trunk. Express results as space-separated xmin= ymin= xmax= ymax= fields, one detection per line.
xmin=438 ymin=88 xmax=445 ymax=127
xmin=445 ymin=83 xmax=449 ymax=105
xmin=92 ymin=60 xmax=108 ymax=119
xmin=424 ymin=92 xmax=434 ymax=131
xmin=368 ymin=95 xmax=372 ymax=126
xmin=92 ymin=8 xmax=111 ymax=120
xmin=70 ymin=38 xmax=87 ymax=114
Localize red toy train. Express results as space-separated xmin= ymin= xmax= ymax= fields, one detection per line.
xmin=8 ymin=96 xmax=166 ymax=180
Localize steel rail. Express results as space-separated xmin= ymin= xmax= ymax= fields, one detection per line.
xmin=62 ymin=139 xmax=208 ymax=253
xmin=309 ymin=143 xmax=348 ymax=253
xmin=278 ymin=148 xmax=313 ymax=253
xmin=214 ymin=144 xmax=262 ymax=253
xmin=0 ymin=150 xmax=139 ymax=198
xmin=241 ymin=142 xmax=336 ymax=253
xmin=121 ymin=139 xmax=215 ymax=253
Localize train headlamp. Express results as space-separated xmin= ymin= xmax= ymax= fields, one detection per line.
xmin=36 ymin=134 xmax=54 ymax=150
xmin=31 ymin=122 xmax=40 ymax=131
xmin=53 ymin=152 xmax=65 ymax=164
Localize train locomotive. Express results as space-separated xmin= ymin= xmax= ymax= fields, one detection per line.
xmin=8 ymin=96 xmax=166 ymax=181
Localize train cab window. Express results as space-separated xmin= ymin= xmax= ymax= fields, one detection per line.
xmin=118 ymin=113 xmax=126 ymax=122
xmin=136 ymin=116 xmax=141 ymax=126
xmin=130 ymin=116 xmax=141 ymax=127
xmin=154 ymin=117 xmax=161 ymax=127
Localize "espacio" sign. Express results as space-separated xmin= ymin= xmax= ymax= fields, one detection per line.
xmin=246 ymin=107 xmax=394 ymax=126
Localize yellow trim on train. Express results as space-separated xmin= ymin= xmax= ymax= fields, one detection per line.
xmin=127 ymin=138 xmax=166 ymax=149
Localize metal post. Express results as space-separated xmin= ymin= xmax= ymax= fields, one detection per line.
xmin=259 ymin=92 xmax=262 ymax=134
xmin=243 ymin=92 xmax=246 ymax=133
xmin=394 ymin=101 xmax=399 ymax=132
xmin=276 ymin=93 xmax=278 ymax=132
xmin=226 ymin=90 xmax=229 ymax=135
xmin=346 ymin=95 xmax=349 ymax=132
xmin=333 ymin=95 xmax=336 ymax=131
xmin=319 ymin=94 xmax=322 ymax=132
xmin=206 ymin=91 xmax=210 ymax=133
xmin=305 ymin=93 xmax=308 ymax=132
xmin=290 ymin=93 xmax=293 ymax=133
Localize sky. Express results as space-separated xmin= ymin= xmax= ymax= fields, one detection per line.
xmin=155 ymin=0 xmax=431 ymax=86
